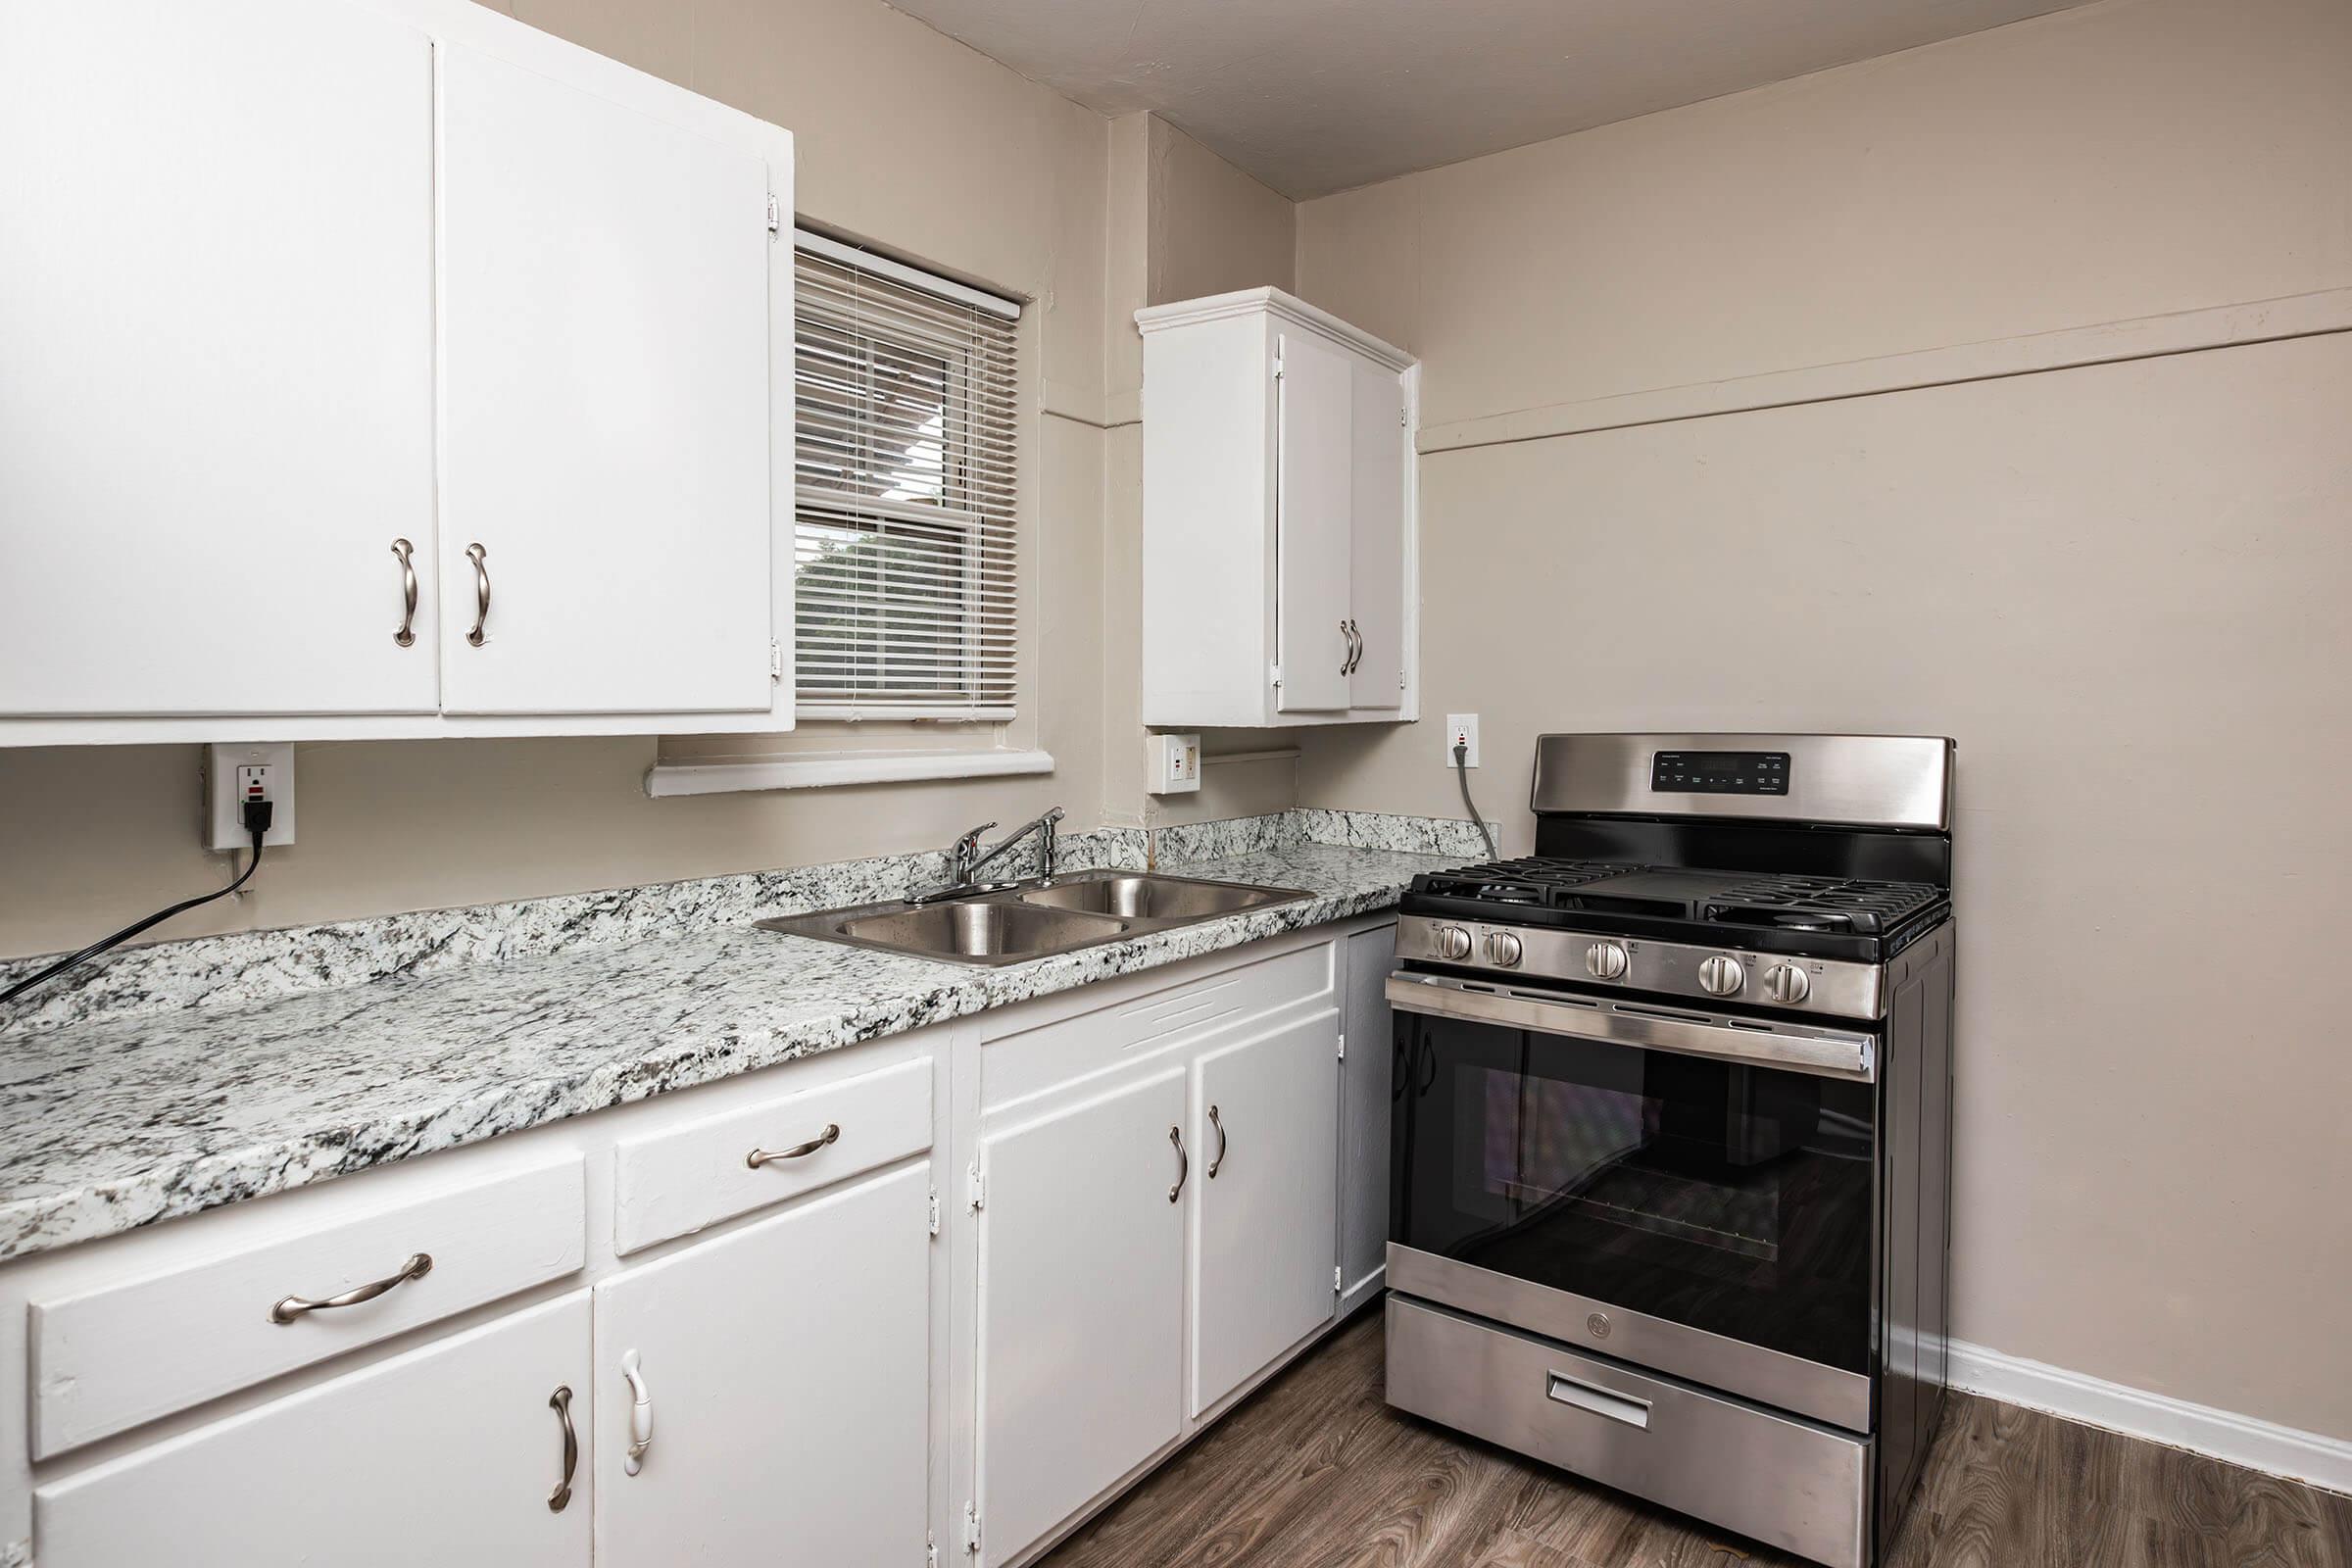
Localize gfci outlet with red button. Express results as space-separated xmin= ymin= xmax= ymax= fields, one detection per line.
xmin=205 ymin=742 xmax=297 ymax=851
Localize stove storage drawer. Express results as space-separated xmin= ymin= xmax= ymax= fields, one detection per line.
xmin=1385 ymin=1297 xmax=1870 ymax=1568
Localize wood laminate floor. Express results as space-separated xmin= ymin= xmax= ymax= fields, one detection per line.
xmin=1037 ymin=1308 xmax=2352 ymax=1568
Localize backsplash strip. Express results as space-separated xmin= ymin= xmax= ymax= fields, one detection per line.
xmin=0 ymin=808 xmax=1485 ymax=1037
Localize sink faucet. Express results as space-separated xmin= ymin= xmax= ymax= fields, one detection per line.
xmin=925 ymin=807 xmax=1065 ymax=902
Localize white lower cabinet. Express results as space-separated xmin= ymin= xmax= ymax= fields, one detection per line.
xmin=32 ymin=1294 xmax=593 ymax=1567
xmin=977 ymin=1067 xmax=1188 ymax=1568
xmin=594 ymin=1165 xmax=932 ymax=1565
xmin=1191 ymin=1008 xmax=1342 ymax=1415
xmin=1338 ymin=923 xmax=1399 ymax=1302
xmin=3 ymin=925 xmax=1392 ymax=1568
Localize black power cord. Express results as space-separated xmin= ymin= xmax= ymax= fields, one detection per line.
xmin=1453 ymin=741 xmax=1498 ymax=860
xmin=0 ymin=799 xmax=274 ymax=1008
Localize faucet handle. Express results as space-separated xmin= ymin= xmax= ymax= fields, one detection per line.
xmin=954 ymin=821 xmax=998 ymax=851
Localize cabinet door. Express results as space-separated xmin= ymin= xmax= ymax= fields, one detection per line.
xmin=33 ymin=1294 xmax=590 ymax=1567
xmin=1191 ymin=1007 xmax=1342 ymax=1414
xmin=978 ymin=1068 xmax=1187 ymax=1566
xmin=0 ymin=0 xmax=436 ymax=717
xmin=438 ymin=41 xmax=779 ymax=716
xmin=1348 ymin=361 xmax=1407 ymax=711
xmin=1274 ymin=329 xmax=1355 ymax=713
xmin=1339 ymin=925 xmax=1398 ymax=1299
xmin=594 ymin=1166 xmax=930 ymax=1566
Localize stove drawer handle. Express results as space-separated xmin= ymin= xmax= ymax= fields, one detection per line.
xmin=1546 ymin=1370 xmax=1651 ymax=1430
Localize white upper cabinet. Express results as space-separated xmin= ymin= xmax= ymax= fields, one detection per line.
xmin=0 ymin=0 xmax=439 ymax=720
xmin=0 ymin=0 xmax=794 ymax=744
xmin=1137 ymin=288 xmax=1416 ymax=728
xmin=437 ymin=43 xmax=778 ymax=717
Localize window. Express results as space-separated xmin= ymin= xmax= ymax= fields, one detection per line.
xmin=792 ymin=231 xmax=1022 ymax=720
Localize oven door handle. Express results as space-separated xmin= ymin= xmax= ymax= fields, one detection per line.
xmin=1385 ymin=974 xmax=1876 ymax=1083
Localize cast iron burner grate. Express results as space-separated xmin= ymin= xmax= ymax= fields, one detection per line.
xmin=1700 ymin=875 xmax=1943 ymax=935
xmin=1412 ymin=858 xmax=1635 ymax=907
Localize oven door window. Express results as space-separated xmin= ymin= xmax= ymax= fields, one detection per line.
xmin=1392 ymin=1009 xmax=1876 ymax=1374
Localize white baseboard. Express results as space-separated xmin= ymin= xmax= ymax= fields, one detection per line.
xmin=1948 ymin=1339 xmax=2352 ymax=1494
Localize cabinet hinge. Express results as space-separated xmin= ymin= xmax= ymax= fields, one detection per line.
xmin=766 ymin=194 xmax=782 ymax=234
xmin=928 ymin=1534 xmax=939 ymax=1568
xmin=769 ymin=639 xmax=784 ymax=681
xmin=1273 ymin=353 xmax=1284 ymax=382
xmin=1335 ymin=1263 xmax=1345 ymax=1295
xmin=1268 ymin=662 xmax=1282 ymax=690
xmin=964 ymin=1501 xmax=983 ymax=1555
xmin=928 ymin=1188 xmax=941 ymax=1236
xmin=966 ymin=1161 xmax=985 ymax=1212
xmin=1336 ymin=1032 xmax=1347 ymax=1061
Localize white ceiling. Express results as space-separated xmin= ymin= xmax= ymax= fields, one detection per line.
xmin=883 ymin=0 xmax=2094 ymax=199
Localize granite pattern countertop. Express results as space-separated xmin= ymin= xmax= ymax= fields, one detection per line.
xmin=0 ymin=828 xmax=1471 ymax=1262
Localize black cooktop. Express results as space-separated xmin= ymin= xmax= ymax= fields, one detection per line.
xmin=1403 ymin=857 xmax=1949 ymax=961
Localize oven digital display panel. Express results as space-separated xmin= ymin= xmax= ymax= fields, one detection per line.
xmin=1651 ymin=750 xmax=1790 ymax=795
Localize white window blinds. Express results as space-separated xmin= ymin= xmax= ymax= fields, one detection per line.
xmin=792 ymin=231 xmax=1022 ymax=720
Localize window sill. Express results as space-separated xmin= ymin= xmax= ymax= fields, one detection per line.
xmin=644 ymin=748 xmax=1055 ymax=797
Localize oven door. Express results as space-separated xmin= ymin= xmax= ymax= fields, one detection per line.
xmin=1387 ymin=972 xmax=1878 ymax=1431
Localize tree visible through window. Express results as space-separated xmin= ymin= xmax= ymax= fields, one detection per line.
xmin=792 ymin=237 xmax=1020 ymax=719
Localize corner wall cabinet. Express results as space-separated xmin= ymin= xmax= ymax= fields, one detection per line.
xmin=0 ymin=0 xmax=794 ymax=744
xmin=1136 ymin=288 xmax=1417 ymax=728
xmin=0 ymin=917 xmax=1398 ymax=1568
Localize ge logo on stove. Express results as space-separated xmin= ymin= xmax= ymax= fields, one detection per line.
xmin=1586 ymin=1312 xmax=1611 ymax=1341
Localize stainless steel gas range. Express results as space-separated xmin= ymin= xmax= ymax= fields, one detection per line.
xmin=1384 ymin=733 xmax=1956 ymax=1568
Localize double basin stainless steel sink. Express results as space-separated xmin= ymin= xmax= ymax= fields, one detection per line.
xmin=757 ymin=868 xmax=1312 ymax=966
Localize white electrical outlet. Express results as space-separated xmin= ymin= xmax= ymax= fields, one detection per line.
xmin=1147 ymin=732 xmax=1202 ymax=795
xmin=1445 ymin=713 xmax=1480 ymax=768
xmin=206 ymin=742 xmax=297 ymax=851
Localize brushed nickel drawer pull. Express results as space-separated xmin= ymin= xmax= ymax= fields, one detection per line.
xmin=390 ymin=537 xmax=417 ymax=647
xmin=465 ymin=542 xmax=491 ymax=647
xmin=269 ymin=1251 xmax=433 ymax=1325
xmin=1206 ymin=1104 xmax=1227 ymax=1179
xmin=747 ymin=1123 xmax=839 ymax=1168
xmin=1168 ymin=1124 xmax=1188 ymax=1202
xmin=547 ymin=1385 xmax=577 ymax=1512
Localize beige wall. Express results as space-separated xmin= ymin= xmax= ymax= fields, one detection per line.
xmin=1294 ymin=0 xmax=2352 ymax=1437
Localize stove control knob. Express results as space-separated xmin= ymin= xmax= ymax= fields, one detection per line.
xmin=1434 ymin=925 xmax=1473 ymax=961
xmin=1697 ymin=955 xmax=1745 ymax=997
xmin=1763 ymin=962 xmax=1812 ymax=1005
xmin=1585 ymin=942 xmax=1630 ymax=981
xmin=1484 ymin=931 xmax=1524 ymax=967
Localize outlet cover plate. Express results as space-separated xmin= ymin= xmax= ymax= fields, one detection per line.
xmin=1446 ymin=713 xmax=1480 ymax=768
xmin=206 ymin=742 xmax=297 ymax=851
xmin=1147 ymin=732 xmax=1202 ymax=794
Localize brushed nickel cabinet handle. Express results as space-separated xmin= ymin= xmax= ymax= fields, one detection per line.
xmin=547 ymin=1385 xmax=578 ymax=1512
xmin=390 ymin=537 xmax=417 ymax=647
xmin=747 ymin=1122 xmax=839 ymax=1168
xmin=1349 ymin=620 xmax=1365 ymax=674
xmin=1168 ymin=1124 xmax=1188 ymax=1202
xmin=1339 ymin=618 xmax=1351 ymax=675
xmin=466 ymin=542 xmax=491 ymax=647
xmin=621 ymin=1349 xmax=654 ymax=1475
xmin=269 ymin=1251 xmax=432 ymax=1324
xmin=1207 ymin=1104 xmax=1227 ymax=1179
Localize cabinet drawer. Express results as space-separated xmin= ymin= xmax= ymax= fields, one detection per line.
xmin=29 ymin=1154 xmax=586 ymax=1459
xmin=1385 ymin=1298 xmax=1870 ymax=1568
xmin=612 ymin=1056 xmax=932 ymax=1254
xmin=984 ymin=940 xmax=1335 ymax=1111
